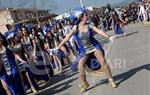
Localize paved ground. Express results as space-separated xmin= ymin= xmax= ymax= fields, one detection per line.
xmin=33 ymin=23 xmax=150 ymax=95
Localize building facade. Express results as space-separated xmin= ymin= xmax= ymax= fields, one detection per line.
xmin=0 ymin=8 xmax=56 ymax=33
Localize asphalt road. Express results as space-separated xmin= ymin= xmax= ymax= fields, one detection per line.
xmin=33 ymin=23 xmax=150 ymax=95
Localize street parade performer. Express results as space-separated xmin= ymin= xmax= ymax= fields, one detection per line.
xmin=52 ymin=10 xmax=118 ymax=93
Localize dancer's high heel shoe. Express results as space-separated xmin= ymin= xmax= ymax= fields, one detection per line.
xmin=108 ymin=78 xmax=117 ymax=88
xmin=31 ymin=87 xmax=38 ymax=93
xmin=80 ymin=81 xmax=89 ymax=93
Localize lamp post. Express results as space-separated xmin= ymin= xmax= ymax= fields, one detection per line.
xmin=80 ymin=0 xmax=84 ymax=8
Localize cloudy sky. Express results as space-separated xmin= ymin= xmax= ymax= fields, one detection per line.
xmin=0 ymin=0 xmax=133 ymax=14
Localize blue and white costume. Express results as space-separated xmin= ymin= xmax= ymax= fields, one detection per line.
xmin=30 ymin=34 xmax=54 ymax=81
xmin=71 ymin=24 xmax=103 ymax=72
xmin=113 ymin=19 xmax=124 ymax=35
xmin=9 ymin=43 xmax=39 ymax=91
xmin=6 ymin=31 xmax=39 ymax=90
xmin=0 ymin=47 xmax=26 ymax=95
xmin=0 ymin=59 xmax=16 ymax=95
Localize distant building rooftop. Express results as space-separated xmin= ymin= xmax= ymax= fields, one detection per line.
xmin=0 ymin=7 xmax=50 ymax=12
xmin=0 ymin=8 xmax=57 ymax=33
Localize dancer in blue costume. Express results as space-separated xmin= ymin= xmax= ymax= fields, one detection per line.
xmin=43 ymin=25 xmax=62 ymax=73
xmin=30 ymin=27 xmax=53 ymax=81
xmin=7 ymin=32 xmax=39 ymax=93
xmin=54 ymin=11 xmax=117 ymax=93
xmin=112 ymin=10 xmax=126 ymax=36
xmin=0 ymin=59 xmax=16 ymax=95
xmin=1 ymin=32 xmax=26 ymax=95
xmin=0 ymin=80 xmax=7 ymax=95
xmin=21 ymin=26 xmax=53 ymax=83
xmin=0 ymin=33 xmax=16 ymax=95
xmin=63 ymin=19 xmax=77 ymax=62
xmin=55 ymin=22 xmax=71 ymax=66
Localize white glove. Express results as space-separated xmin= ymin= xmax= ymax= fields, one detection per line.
xmin=38 ymin=32 xmax=45 ymax=40
xmin=21 ymin=61 xmax=28 ymax=64
xmin=49 ymin=47 xmax=59 ymax=55
xmin=109 ymin=36 xmax=114 ymax=42
xmin=7 ymin=32 xmax=14 ymax=40
xmin=48 ymin=49 xmax=53 ymax=56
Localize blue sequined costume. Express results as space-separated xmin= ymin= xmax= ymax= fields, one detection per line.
xmin=0 ymin=48 xmax=26 ymax=95
xmin=71 ymin=24 xmax=103 ymax=72
xmin=0 ymin=64 xmax=16 ymax=95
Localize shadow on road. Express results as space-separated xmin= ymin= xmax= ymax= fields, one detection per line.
xmin=37 ymin=77 xmax=77 ymax=95
xmin=88 ymin=64 xmax=150 ymax=91
xmin=126 ymin=31 xmax=139 ymax=37
xmin=114 ymin=63 xmax=150 ymax=85
xmin=43 ymin=70 xmax=78 ymax=88
xmin=36 ymin=69 xmax=78 ymax=95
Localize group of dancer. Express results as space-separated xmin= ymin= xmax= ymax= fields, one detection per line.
xmin=0 ymin=8 xmax=124 ymax=95
xmin=0 ymin=19 xmax=78 ymax=95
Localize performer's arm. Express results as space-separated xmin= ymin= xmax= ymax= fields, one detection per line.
xmin=92 ymin=26 xmax=114 ymax=41
xmin=44 ymin=42 xmax=50 ymax=51
xmin=13 ymin=52 xmax=26 ymax=63
xmin=23 ymin=46 xmax=30 ymax=57
xmin=0 ymin=57 xmax=2 ymax=71
xmin=111 ymin=20 xmax=114 ymax=30
xmin=23 ymin=46 xmax=33 ymax=61
xmin=58 ymin=29 xmax=74 ymax=49
xmin=119 ymin=17 xmax=126 ymax=24
xmin=92 ymin=26 xmax=110 ymax=38
xmin=32 ymin=39 xmax=37 ymax=57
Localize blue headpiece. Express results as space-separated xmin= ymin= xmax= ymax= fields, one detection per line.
xmin=6 ymin=31 xmax=16 ymax=40
xmin=27 ymin=24 xmax=33 ymax=32
xmin=16 ymin=23 xmax=21 ymax=31
xmin=69 ymin=15 xmax=80 ymax=25
xmin=70 ymin=8 xmax=87 ymax=25
xmin=4 ymin=32 xmax=10 ymax=39
xmin=53 ymin=20 xmax=59 ymax=26
xmin=72 ymin=8 xmax=87 ymax=17
xmin=43 ymin=24 xmax=51 ymax=35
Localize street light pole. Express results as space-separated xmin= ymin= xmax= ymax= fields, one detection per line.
xmin=80 ymin=0 xmax=84 ymax=8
